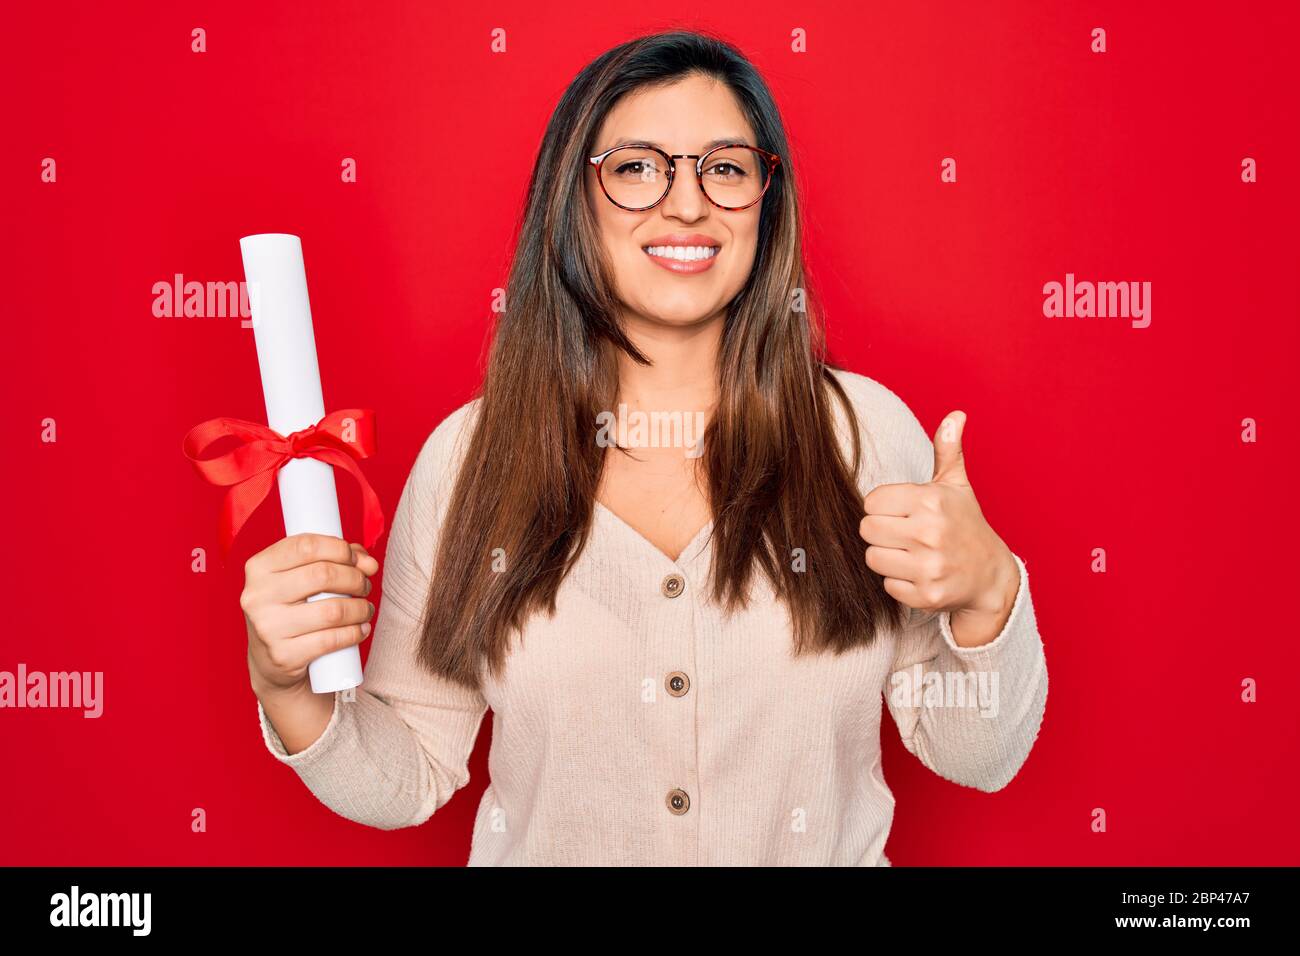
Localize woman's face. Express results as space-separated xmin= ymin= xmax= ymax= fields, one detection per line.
xmin=586 ymin=72 xmax=762 ymax=329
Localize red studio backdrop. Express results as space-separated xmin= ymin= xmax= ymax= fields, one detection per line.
xmin=2 ymin=2 xmax=1296 ymax=866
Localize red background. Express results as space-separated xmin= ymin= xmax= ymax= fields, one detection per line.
xmin=2 ymin=1 xmax=1296 ymax=865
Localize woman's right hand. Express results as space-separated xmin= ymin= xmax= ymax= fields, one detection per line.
xmin=242 ymin=533 xmax=380 ymax=697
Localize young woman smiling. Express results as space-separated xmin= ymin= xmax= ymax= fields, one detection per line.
xmin=243 ymin=30 xmax=1048 ymax=866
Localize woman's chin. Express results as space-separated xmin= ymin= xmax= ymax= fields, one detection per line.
xmin=631 ymin=302 xmax=724 ymax=329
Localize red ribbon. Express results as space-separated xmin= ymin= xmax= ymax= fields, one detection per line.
xmin=182 ymin=408 xmax=385 ymax=559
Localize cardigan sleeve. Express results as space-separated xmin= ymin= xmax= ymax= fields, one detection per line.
xmin=885 ymin=552 xmax=1048 ymax=791
xmin=832 ymin=367 xmax=1049 ymax=792
xmin=255 ymin=404 xmax=489 ymax=829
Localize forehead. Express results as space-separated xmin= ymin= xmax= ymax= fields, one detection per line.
xmin=593 ymin=73 xmax=755 ymax=152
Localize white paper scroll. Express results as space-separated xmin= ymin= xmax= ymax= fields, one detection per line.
xmin=240 ymin=233 xmax=364 ymax=694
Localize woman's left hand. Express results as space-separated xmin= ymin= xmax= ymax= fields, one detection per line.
xmin=859 ymin=411 xmax=1020 ymax=648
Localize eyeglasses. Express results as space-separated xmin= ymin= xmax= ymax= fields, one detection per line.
xmin=588 ymin=142 xmax=782 ymax=212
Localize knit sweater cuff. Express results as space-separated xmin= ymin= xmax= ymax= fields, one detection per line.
xmin=937 ymin=551 xmax=1032 ymax=663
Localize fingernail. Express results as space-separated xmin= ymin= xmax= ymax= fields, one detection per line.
xmin=361 ymin=622 xmax=371 ymax=636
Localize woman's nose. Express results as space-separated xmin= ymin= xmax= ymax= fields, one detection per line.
xmin=659 ymin=160 xmax=707 ymax=220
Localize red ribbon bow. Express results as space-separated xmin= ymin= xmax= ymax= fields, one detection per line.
xmin=182 ymin=408 xmax=385 ymax=559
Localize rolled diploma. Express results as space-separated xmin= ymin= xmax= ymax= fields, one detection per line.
xmin=240 ymin=233 xmax=364 ymax=694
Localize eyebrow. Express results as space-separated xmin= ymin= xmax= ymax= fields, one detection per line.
xmin=607 ymin=137 xmax=754 ymax=152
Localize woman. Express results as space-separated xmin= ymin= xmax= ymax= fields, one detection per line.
xmin=244 ymin=30 xmax=1048 ymax=866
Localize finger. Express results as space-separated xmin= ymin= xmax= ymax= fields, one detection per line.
xmin=277 ymin=596 xmax=374 ymax=640
xmin=858 ymin=513 xmax=919 ymax=549
xmin=863 ymin=482 xmax=924 ymax=518
xmin=882 ymin=576 xmax=927 ymax=609
xmin=255 ymin=533 xmax=356 ymax=574
xmin=348 ymin=542 xmax=379 ymax=575
xmin=276 ymin=621 xmax=375 ymax=671
xmin=271 ymin=560 xmax=371 ymax=604
xmin=865 ymin=544 xmax=920 ymax=582
xmin=931 ymin=411 xmax=969 ymax=486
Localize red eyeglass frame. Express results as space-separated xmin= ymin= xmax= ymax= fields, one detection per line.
xmin=587 ymin=142 xmax=782 ymax=212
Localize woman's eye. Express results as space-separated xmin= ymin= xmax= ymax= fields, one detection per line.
xmin=706 ymin=162 xmax=746 ymax=179
xmin=613 ymin=160 xmax=660 ymax=179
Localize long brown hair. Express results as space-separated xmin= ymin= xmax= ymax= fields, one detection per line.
xmin=416 ymin=29 xmax=904 ymax=690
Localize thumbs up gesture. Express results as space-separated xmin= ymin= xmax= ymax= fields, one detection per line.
xmin=860 ymin=411 xmax=1020 ymax=647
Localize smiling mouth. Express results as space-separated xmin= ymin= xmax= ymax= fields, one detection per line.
xmin=641 ymin=244 xmax=720 ymax=261
xmin=640 ymin=244 xmax=721 ymax=273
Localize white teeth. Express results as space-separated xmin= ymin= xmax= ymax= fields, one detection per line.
xmin=643 ymin=245 xmax=719 ymax=261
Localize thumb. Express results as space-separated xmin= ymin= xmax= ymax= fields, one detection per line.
xmin=931 ymin=411 xmax=969 ymax=485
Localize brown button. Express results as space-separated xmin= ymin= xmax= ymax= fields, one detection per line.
xmin=666 ymin=788 xmax=690 ymax=815
xmin=661 ymin=573 xmax=686 ymax=598
xmin=665 ymin=671 xmax=690 ymax=697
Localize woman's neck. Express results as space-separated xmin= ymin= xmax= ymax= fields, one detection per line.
xmin=615 ymin=310 xmax=723 ymax=414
